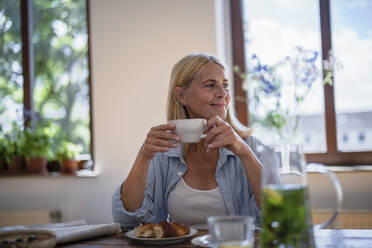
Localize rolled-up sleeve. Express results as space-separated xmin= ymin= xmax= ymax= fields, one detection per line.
xmin=257 ymin=144 xmax=280 ymax=184
xmin=111 ymin=183 xmax=150 ymax=229
xmin=247 ymin=136 xmax=280 ymax=184
xmin=112 ymin=157 xmax=161 ymax=229
xmin=248 ymin=193 xmax=262 ymax=225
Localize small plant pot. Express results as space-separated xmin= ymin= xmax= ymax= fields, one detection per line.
xmin=0 ymin=158 xmax=7 ymax=170
xmin=26 ymin=157 xmax=48 ymax=174
xmin=8 ymin=156 xmax=26 ymax=171
xmin=62 ymin=159 xmax=78 ymax=174
xmin=47 ymin=160 xmax=61 ymax=172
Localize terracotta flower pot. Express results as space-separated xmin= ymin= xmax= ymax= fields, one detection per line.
xmin=62 ymin=159 xmax=78 ymax=174
xmin=8 ymin=156 xmax=26 ymax=171
xmin=26 ymin=157 xmax=48 ymax=174
xmin=0 ymin=158 xmax=7 ymax=171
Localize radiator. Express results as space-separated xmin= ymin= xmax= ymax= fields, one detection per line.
xmin=312 ymin=209 xmax=372 ymax=229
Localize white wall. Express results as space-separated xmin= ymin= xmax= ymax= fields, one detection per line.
xmin=309 ymin=171 xmax=372 ymax=210
xmin=0 ymin=0 xmax=371 ymax=225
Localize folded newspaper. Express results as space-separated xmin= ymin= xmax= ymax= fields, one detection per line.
xmin=0 ymin=219 xmax=121 ymax=244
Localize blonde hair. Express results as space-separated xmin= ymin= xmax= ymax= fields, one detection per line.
xmin=166 ymin=53 xmax=251 ymax=139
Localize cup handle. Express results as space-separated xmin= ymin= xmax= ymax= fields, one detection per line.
xmin=307 ymin=166 xmax=343 ymax=229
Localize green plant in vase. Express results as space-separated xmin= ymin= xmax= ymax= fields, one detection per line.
xmin=234 ymin=47 xmax=341 ymax=143
xmin=22 ymin=122 xmax=52 ymax=173
xmin=56 ymin=140 xmax=82 ymax=174
xmin=42 ymin=121 xmax=64 ymax=172
xmin=3 ymin=123 xmax=26 ymax=171
xmin=0 ymin=125 xmax=6 ymax=169
xmin=0 ymin=137 xmax=7 ymax=170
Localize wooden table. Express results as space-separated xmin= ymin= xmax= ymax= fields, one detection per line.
xmin=58 ymin=229 xmax=372 ymax=248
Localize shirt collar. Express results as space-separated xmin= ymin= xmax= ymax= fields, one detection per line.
xmin=164 ymin=143 xmax=235 ymax=158
xmin=164 ymin=144 xmax=183 ymax=157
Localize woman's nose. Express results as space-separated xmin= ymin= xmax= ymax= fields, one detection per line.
xmin=216 ymin=84 xmax=228 ymax=97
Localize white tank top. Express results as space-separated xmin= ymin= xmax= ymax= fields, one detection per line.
xmin=167 ymin=178 xmax=228 ymax=229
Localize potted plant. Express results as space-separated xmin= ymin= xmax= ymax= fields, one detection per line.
xmin=4 ymin=123 xmax=26 ymax=171
xmin=56 ymin=141 xmax=82 ymax=174
xmin=0 ymin=137 xmax=7 ymax=171
xmin=22 ymin=124 xmax=52 ymax=174
xmin=43 ymin=122 xmax=63 ymax=173
xmin=0 ymin=125 xmax=5 ymax=170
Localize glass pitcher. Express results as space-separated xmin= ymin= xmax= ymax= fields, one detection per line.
xmin=260 ymin=142 xmax=343 ymax=248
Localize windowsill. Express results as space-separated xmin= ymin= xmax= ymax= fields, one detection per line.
xmin=308 ymin=163 xmax=372 ymax=173
xmin=0 ymin=169 xmax=99 ymax=178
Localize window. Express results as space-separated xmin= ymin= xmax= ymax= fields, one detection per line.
xmin=0 ymin=0 xmax=93 ymax=170
xmin=230 ymin=0 xmax=372 ymax=165
xmin=331 ymin=0 xmax=372 ymax=152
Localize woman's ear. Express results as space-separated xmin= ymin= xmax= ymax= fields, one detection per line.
xmin=174 ymin=87 xmax=187 ymax=105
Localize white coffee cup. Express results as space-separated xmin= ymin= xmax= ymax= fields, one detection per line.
xmin=168 ymin=119 xmax=207 ymax=143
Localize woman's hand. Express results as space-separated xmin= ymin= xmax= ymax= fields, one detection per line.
xmin=204 ymin=116 xmax=262 ymax=208
xmin=122 ymin=123 xmax=179 ymax=212
xmin=204 ymin=116 xmax=247 ymax=156
xmin=140 ymin=123 xmax=180 ymax=160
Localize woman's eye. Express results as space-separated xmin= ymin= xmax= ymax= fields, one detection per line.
xmin=204 ymin=81 xmax=229 ymax=90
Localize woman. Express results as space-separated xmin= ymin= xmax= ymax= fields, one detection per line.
xmin=112 ymin=53 xmax=278 ymax=229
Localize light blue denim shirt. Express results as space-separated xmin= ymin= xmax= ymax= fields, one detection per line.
xmin=112 ymin=136 xmax=279 ymax=229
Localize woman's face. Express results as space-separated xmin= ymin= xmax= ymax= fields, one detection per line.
xmin=177 ymin=62 xmax=230 ymax=120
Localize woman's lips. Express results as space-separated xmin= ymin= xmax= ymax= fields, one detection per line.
xmin=211 ymin=104 xmax=226 ymax=109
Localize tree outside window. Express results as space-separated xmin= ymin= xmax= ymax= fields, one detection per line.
xmin=0 ymin=0 xmax=93 ymax=172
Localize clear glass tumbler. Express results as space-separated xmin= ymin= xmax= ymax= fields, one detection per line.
xmin=208 ymin=215 xmax=254 ymax=248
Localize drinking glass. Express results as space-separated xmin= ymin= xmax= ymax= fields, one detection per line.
xmin=208 ymin=215 xmax=254 ymax=248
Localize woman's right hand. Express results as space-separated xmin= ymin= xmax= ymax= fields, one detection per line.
xmin=140 ymin=123 xmax=180 ymax=160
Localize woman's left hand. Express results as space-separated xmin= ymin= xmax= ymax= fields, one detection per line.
xmin=204 ymin=116 xmax=247 ymax=156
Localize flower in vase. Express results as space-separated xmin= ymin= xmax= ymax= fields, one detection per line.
xmin=234 ymin=47 xmax=340 ymax=141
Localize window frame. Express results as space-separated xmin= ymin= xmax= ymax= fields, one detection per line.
xmin=230 ymin=0 xmax=372 ymax=165
xmin=19 ymin=0 xmax=95 ymax=165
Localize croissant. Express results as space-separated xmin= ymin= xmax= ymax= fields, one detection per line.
xmin=135 ymin=221 xmax=190 ymax=238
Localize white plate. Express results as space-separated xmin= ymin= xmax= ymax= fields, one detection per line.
xmin=191 ymin=234 xmax=212 ymax=247
xmin=124 ymin=227 xmax=198 ymax=245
